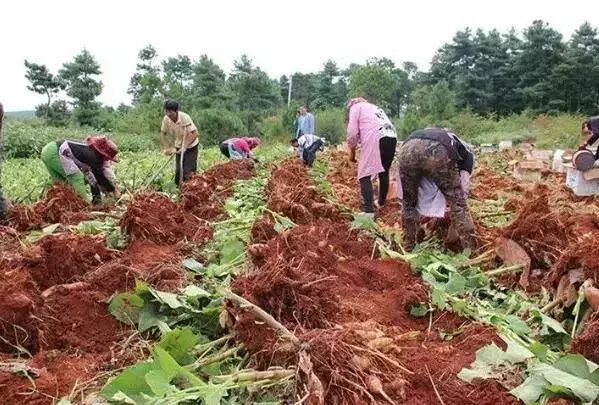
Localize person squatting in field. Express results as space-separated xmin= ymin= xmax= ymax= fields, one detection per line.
xmin=346 ymin=97 xmax=398 ymax=216
xmin=161 ymin=100 xmax=200 ymax=185
xmin=0 ymin=102 xmax=7 ymax=223
xmin=291 ymin=134 xmax=325 ymax=167
xmin=397 ymin=127 xmax=477 ymax=252
xmin=219 ymin=137 xmax=260 ymax=162
xmin=40 ymin=135 xmax=120 ymax=204
xmin=580 ymin=116 xmax=599 ymax=159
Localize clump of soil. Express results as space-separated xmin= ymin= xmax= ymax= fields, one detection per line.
xmin=376 ymin=201 xmax=402 ymax=227
xmin=471 ymin=165 xmax=521 ymax=201
xmin=120 ymin=191 xmax=213 ymax=245
xmin=571 ymin=315 xmax=599 ymax=363
xmin=182 ymin=160 xmax=255 ymax=220
xmin=9 ymin=184 xmax=90 ymax=231
xmin=267 ymin=159 xmax=342 ymax=224
xmin=234 ymin=221 xmax=372 ymax=329
xmin=250 ymin=215 xmax=277 ymax=244
xmin=0 ymin=352 xmax=100 ymax=405
xmin=39 ymin=287 xmax=125 ymax=352
xmin=22 ymin=234 xmax=114 ymax=290
xmin=549 ymin=231 xmax=599 ymax=287
xmin=0 ymin=267 xmax=42 ymax=354
xmin=503 ymin=184 xmax=574 ymax=268
xmin=326 ymin=150 xmax=362 ymax=210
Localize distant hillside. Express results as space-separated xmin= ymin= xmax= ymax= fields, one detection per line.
xmin=5 ymin=110 xmax=35 ymax=118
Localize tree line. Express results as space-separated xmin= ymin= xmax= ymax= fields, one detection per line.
xmin=24 ymin=20 xmax=599 ymax=135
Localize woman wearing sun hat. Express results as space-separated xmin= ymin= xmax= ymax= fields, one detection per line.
xmin=346 ymin=97 xmax=398 ymax=217
xmin=40 ymin=135 xmax=120 ymax=203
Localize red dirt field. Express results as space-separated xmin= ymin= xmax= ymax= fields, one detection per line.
xmin=0 ymin=160 xmax=256 ymax=404
xmin=230 ymin=158 xmax=516 ymax=405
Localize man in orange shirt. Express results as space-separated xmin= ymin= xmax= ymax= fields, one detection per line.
xmin=160 ymin=100 xmax=200 ymax=185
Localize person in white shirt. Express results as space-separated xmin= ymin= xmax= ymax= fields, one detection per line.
xmin=291 ymin=134 xmax=325 ymax=167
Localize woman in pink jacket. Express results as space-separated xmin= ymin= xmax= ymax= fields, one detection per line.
xmin=220 ymin=137 xmax=260 ymax=161
xmin=346 ymin=98 xmax=398 ymax=216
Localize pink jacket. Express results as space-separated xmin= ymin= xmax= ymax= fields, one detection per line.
xmin=225 ymin=137 xmax=260 ymax=155
xmin=346 ymin=101 xmax=384 ymax=179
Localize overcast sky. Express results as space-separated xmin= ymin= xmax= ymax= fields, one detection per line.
xmin=1 ymin=0 xmax=596 ymax=111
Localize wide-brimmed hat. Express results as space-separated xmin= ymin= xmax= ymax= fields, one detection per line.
xmin=245 ymin=137 xmax=261 ymax=149
xmin=86 ymin=136 xmax=119 ymax=162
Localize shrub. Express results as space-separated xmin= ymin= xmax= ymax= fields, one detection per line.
xmin=315 ymin=108 xmax=345 ymax=145
xmin=191 ymin=108 xmax=247 ymax=146
xmin=262 ymin=115 xmax=290 ymax=142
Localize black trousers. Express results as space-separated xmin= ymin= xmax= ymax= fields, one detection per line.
xmin=359 ymin=137 xmax=397 ymax=213
xmin=219 ymin=142 xmax=230 ymax=158
xmin=302 ymin=140 xmax=324 ymax=167
xmin=175 ymin=144 xmax=199 ymax=185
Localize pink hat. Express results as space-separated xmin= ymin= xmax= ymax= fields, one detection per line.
xmin=86 ymin=136 xmax=119 ymax=162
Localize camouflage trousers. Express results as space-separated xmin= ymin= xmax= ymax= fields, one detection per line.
xmin=0 ymin=187 xmax=7 ymax=224
xmin=397 ymin=139 xmax=477 ymax=252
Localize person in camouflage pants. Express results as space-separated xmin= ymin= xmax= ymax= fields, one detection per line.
xmin=398 ymin=137 xmax=477 ymax=252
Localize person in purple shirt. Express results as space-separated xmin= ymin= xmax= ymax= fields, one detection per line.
xmin=346 ymin=97 xmax=397 ymax=217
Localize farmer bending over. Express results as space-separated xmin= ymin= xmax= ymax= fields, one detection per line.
xmin=161 ymin=100 xmax=200 ymax=185
xmin=580 ymin=116 xmax=599 ymax=159
xmin=220 ymin=137 xmax=260 ymax=161
xmin=346 ymin=97 xmax=397 ymax=217
xmin=398 ymin=127 xmax=476 ymax=252
xmin=291 ymin=134 xmax=325 ymax=167
xmin=40 ymin=136 xmax=120 ymax=204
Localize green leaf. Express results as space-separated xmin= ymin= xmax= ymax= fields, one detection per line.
xmin=590 ymin=368 xmax=599 ymax=386
xmin=504 ymin=314 xmax=532 ymax=335
xmin=553 ymin=354 xmax=592 ymax=380
xmin=445 ymin=272 xmax=467 ymax=295
xmin=529 ymin=341 xmax=549 ymax=362
xmin=182 ymin=258 xmax=204 ymax=274
xmin=431 ymin=286 xmax=446 ymax=309
xmin=351 ymin=214 xmax=377 ymax=231
xmin=510 ymin=374 xmax=548 ymax=403
xmin=138 ymin=302 xmax=168 ymax=332
xmin=108 ymin=292 xmax=145 ymax=325
xmin=183 ymin=285 xmax=212 ymax=300
xmin=158 ymin=327 xmax=200 ymax=365
xmin=153 ymin=347 xmax=206 ymax=387
xmin=220 ymin=240 xmax=245 ymax=264
xmin=530 ymin=362 xmax=599 ymax=402
xmin=204 ymin=383 xmax=228 ymax=405
xmin=409 ymin=304 xmax=429 ymax=317
xmin=458 ymin=335 xmax=533 ymax=383
xmin=101 ymin=361 xmax=156 ymax=402
xmin=145 ymin=369 xmax=173 ymax=396
xmin=152 ymin=290 xmax=184 ymax=309
xmin=530 ymin=310 xmax=568 ymax=335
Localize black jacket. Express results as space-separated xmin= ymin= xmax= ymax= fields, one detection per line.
xmin=57 ymin=140 xmax=115 ymax=202
xmin=406 ymin=128 xmax=475 ymax=174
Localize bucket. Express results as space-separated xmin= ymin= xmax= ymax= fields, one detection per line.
xmin=573 ymin=150 xmax=595 ymax=171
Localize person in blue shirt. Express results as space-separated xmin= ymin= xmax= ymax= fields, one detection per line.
xmin=296 ymin=106 xmax=315 ymax=138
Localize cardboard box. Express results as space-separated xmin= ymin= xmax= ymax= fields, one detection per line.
xmin=511 ymin=160 xmax=546 ymax=182
xmin=525 ymin=149 xmax=553 ymax=162
xmin=566 ymin=165 xmax=599 ymax=196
